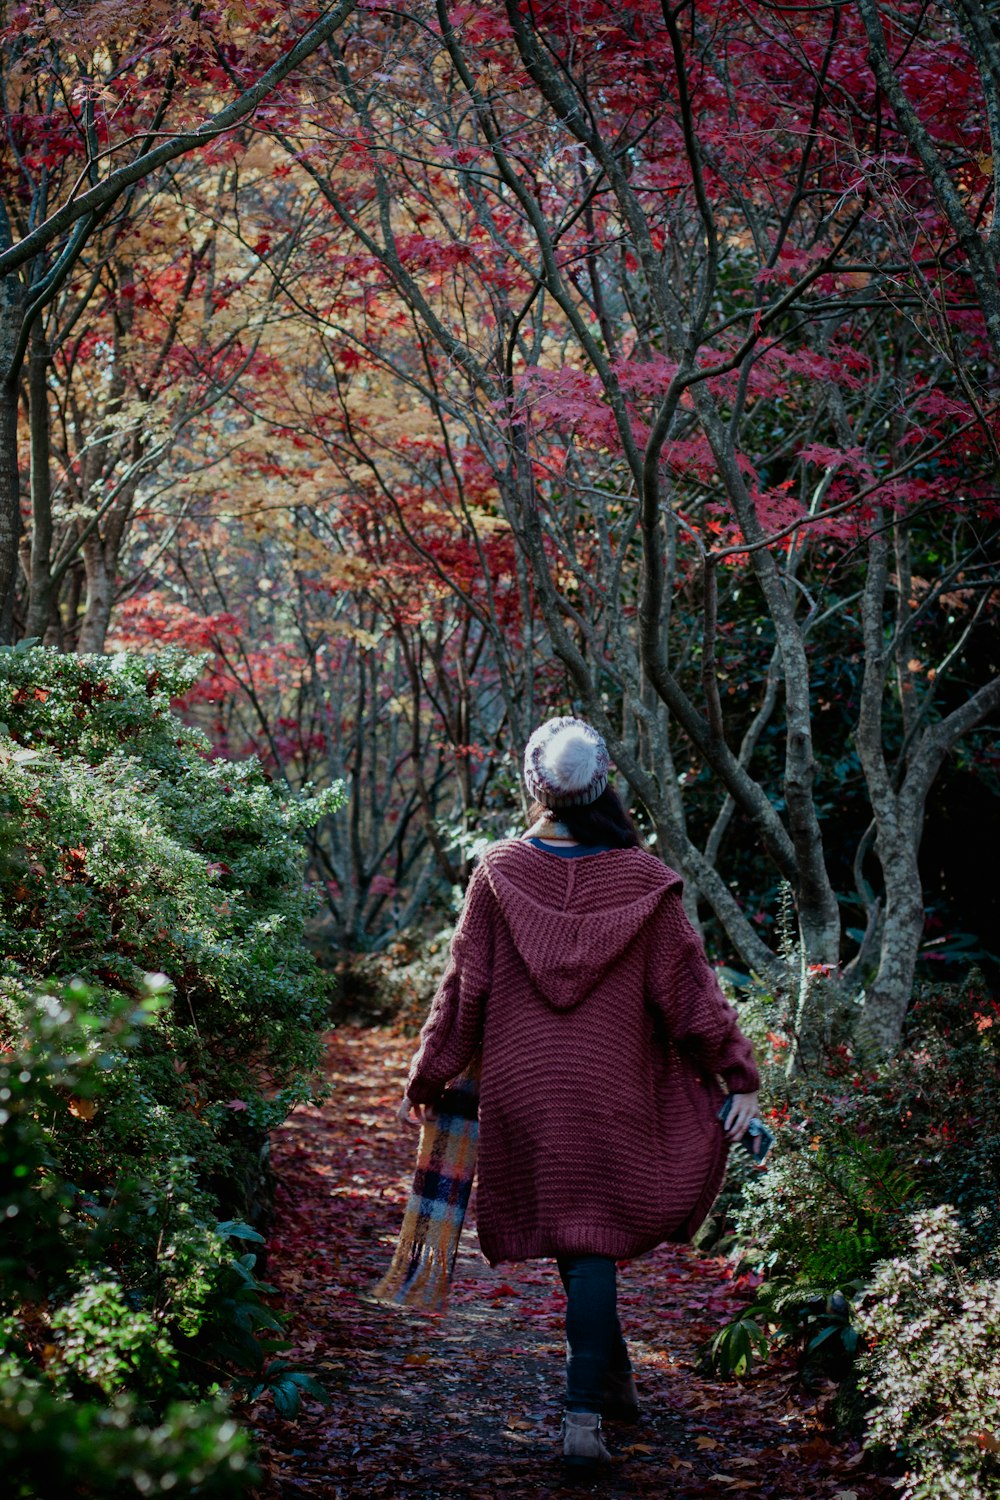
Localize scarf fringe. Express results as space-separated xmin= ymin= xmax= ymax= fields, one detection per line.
xmin=374 ymin=1056 xmax=481 ymax=1314
xmin=372 ymin=1232 xmax=455 ymax=1312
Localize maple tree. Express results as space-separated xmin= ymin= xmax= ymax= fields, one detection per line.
xmin=0 ymin=0 xmax=359 ymax=641
xmin=23 ymin=163 xmax=302 ymax=650
xmin=102 ymin=147 xmax=536 ymax=946
xmin=116 ymin=405 xmax=529 ymax=948
xmin=239 ymin=0 xmax=1000 ymax=1051
xmin=1 ymin=0 xmax=997 ymax=1049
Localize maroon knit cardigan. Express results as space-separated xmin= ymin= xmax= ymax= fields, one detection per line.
xmin=405 ymin=840 xmax=760 ymax=1266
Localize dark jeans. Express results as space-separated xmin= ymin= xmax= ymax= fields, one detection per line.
xmin=556 ymin=1253 xmax=631 ymax=1413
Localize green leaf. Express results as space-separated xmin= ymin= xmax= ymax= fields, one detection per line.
xmin=286 ymin=1372 xmax=330 ymax=1403
xmin=806 ymin=1324 xmax=842 ymax=1354
xmin=702 ymin=1315 xmax=770 ymax=1377
xmin=270 ymin=1377 xmax=301 ymax=1417
xmin=217 ymin=1220 xmax=266 ymax=1244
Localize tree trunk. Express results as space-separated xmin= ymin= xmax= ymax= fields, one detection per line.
xmin=0 ymin=376 xmax=20 ymax=644
xmin=63 ymin=562 xmax=83 ymax=651
xmin=77 ymin=533 xmax=114 ymax=653
xmin=25 ymin=327 xmax=54 ymax=641
xmin=859 ymin=839 xmax=925 ymax=1055
xmin=859 ymin=672 xmax=1000 ymax=1054
xmin=692 ymin=391 xmax=842 ymax=967
xmin=0 ymin=271 xmax=27 ymax=643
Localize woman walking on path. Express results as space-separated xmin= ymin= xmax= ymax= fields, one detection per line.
xmin=396 ymin=717 xmax=761 ymax=1470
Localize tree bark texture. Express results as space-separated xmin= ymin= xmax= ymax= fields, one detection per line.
xmin=77 ymin=533 xmax=114 ymax=655
xmin=860 ymin=838 xmax=927 ymax=1055
xmin=0 ymin=275 xmax=27 ymax=644
xmin=25 ymin=326 xmax=54 ymax=641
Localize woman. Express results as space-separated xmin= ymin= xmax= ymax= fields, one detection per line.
xmin=396 ymin=716 xmax=761 ymax=1468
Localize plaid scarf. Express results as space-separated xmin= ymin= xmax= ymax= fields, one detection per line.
xmin=373 ymin=1056 xmax=480 ymax=1313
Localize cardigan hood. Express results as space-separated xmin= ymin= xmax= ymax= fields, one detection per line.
xmin=481 ymin=841 xmax=682 ymax=1012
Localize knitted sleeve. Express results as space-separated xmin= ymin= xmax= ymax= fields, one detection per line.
xmin=646 ymin=886 xmax=760 ymax=1094
xmin=404 ymin=863 xmax=495 ymax=1105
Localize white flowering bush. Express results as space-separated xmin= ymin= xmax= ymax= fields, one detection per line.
xmin=860 ymin=1205 xmax=1000 ymax=1500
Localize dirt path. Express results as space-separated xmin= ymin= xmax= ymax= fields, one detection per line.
xmin=250 ymin=1026 xmax=888 ymax=1500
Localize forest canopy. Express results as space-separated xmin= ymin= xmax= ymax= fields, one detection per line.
xmin=0 ymin=0 xmax=997 ymax=1053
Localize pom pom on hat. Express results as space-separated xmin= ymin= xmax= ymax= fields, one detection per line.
xmin=523 ymin=717 xmax=610 ymax=809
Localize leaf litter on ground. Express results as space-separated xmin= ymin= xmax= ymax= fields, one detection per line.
xmin=249 ymin=1025 xmax=895 ymax=1500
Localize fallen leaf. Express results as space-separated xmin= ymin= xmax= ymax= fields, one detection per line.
xmin=800 ymin=1435 xmax=835 ymax=1460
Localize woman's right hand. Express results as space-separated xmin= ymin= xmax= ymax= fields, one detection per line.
xmin=722 ymin=1091 xmax=759 ymax=1141
xmin=396 ymin=1094 xmax=430 ymax=1127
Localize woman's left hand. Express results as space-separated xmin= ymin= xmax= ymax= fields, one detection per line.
xmin=722 ymin=1091 xmax=760 ymax=1141
xmin=396 ymin=1094 xmax=430 ymax=1127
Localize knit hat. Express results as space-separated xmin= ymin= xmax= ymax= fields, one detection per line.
xmin=523 ymin=717 xmax=610 ymax=810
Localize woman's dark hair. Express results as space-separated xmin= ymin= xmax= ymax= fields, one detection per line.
xmin=530 ymin=786 xmax=644 ymax=850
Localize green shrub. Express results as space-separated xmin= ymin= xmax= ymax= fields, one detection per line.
xmin=0 ymin=646 xmax=343 ymax=1492
xmin=734 ymin=1132 xmax=918 ymax=1284
xmin=860 ymin=1206 xmax=1000 ymax=1500
xmin=704 ymin=972 xmax=1000 ymax=1387
xmin=0 ymin=646 xmax=342 ymax=1112
xmin=884 ymin=979 xmax=1000 ymax=1271
xmin=0 ymin=1379 xmax=254 ymax=1499
xmin=335 ymin=922 xmax=456 ymax=1031
xmin=0 ymin=979 xmax=267 ymax=1493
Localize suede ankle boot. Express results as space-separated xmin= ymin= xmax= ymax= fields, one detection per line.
xmin=561 ymin=1410 xmax=612 ymax=1468
xmin=602 ymin=1367 xmax=640 ymax=1423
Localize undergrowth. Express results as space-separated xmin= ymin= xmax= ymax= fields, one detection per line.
xmin=700 ymin=965 xmax=1000 ymax=1500
xmin=0 ymin=646 xmax=343 ymax=1497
